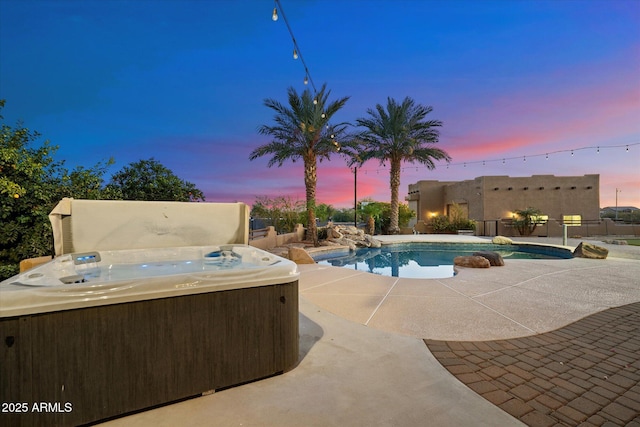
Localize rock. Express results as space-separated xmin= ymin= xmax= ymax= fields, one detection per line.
xmin=328 ymin=237 xmax=357 ymax=251
xmin=454 ymin=255 xmax=491 ymax=268
xmin=364 ymin=234 xmax=382 ymax=248
xmin=492 ymin=236 xmax=513 ymax=245
xmin=573 ymin=242 xmax=608 ymax=259
xmin=603 ymin=239 xmax=628 ymax=245
xmin=319 ymin=240 xmax=342 ymax=247
xmin=324 ymin=224 xmax=381 ymax=250
xmin=473 ymin=251 xmax=504 ymax=266
xmin=328 ymin=228 xmax=343 ymax=239
xmin=288 ymin=247 xmax=316 ymax=264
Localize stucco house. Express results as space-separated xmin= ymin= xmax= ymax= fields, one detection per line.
xmin=405 ymin=174 xmax=636 ymax=236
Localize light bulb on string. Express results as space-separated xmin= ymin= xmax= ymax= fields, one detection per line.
xmin=523 ymin=156 xmax=526 ymax=162
xmin=272 ymin=7 xmax=278 ymax=21
xmin=313 ymin=97 xmax=318 ymax=105
xmin=303 ymin=75 xmax=308 ymax=85
xmin=626 ymin=145 xmax=629 ymax=152
xmin=321 ymin=112 xmax=326 ymax=118
xmin=502 ymin=158 xmax=505 ymax=164
xmin=545 ymin=153 xmax=548 ymax=160
xmin=293 ymin=49 xmax=298 ymax=59
xmin=571 ymin=150 xmax=574 ymax=156
xmin=597 ymin=147 xmax=600 ymax=154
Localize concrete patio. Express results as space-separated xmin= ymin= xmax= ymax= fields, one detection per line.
xmin=100 ymin=236 xmax=640 ymax=426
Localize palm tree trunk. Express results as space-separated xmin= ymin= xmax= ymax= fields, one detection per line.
xmin=304 ymin=155 xmax=319 ymax=245
xmin=389 ymin=158 xmax=401 ymax=234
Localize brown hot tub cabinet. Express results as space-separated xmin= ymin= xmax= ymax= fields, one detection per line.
xmin=1 ymin=245 xmax=299 ymax=427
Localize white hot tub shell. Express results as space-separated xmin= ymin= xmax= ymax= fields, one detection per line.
xmin=0 ymin=199 xmax=300 ymax=427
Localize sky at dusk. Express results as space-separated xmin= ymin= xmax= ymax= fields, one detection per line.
xmin=1 ymin=0 xmax=639 ymax=211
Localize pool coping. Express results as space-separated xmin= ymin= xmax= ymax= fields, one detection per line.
xmin=309 ymin=235 xmax=575 ymax=265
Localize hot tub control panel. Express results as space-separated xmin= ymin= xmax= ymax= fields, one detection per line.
xmin=72 ymin=251 xmax=102 ymax=265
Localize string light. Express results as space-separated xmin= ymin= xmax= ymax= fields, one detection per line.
xmin=272 ymin=0 xmax=317 ymax=93
xmin=357 ymin=141 xmax=639 ymax=176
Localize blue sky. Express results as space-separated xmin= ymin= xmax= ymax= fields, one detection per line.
xmin=1 ymin=0 xmax=639 ymax=210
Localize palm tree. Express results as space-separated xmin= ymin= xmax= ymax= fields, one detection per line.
xmin=356 ymin=97 xmax=451 ymax=234
xmin=250 ymin=84 xmax=350 ymax=245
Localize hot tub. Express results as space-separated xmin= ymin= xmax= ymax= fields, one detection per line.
xmin=0 ymin=244 xmax=299 ymax=427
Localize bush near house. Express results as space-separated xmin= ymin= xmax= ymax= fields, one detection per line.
xmin=430 ymin=202 xmax=476 ymax=233
xmin=430 ymin=215 xmax=476 ymax=233
xmin=512 ymin=207 xmax=543 ymax=236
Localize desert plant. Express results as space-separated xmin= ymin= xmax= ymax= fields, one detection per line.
xmin=431 ymin=215 xmax=455 ymax=233
xmin=449 ymin=203 xmax=475 ymax=231
xmin=513 ymin=207 xmax=543 ymax=236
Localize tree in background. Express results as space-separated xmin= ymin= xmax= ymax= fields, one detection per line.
xmin=314 ymin=203 xmax=335 ymax=223
xmin=0 ymin=101 xmax=116 ymax=279
xmin=356 ymin=97 xmax=451 ymax=234
xmin=331 ymin=207 xmax=355 ymax=223
xmin=251 ymin=195 xmax=305 ymax=234
xmin=250 ymin=84 xmax=350 ymax=246
xmin=513 ymin=207 xmax=543 ymax=236
xmin=359 ymin=199 xmax=415 ymax=235
xmin=106 ymin=158 xmax=204 ymax=202
xmin=1 ymin=102 xmax=206 ymax=280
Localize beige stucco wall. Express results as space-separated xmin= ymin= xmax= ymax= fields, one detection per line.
xmin=407 ymin=175 xmax=600 ymax=222
xmin=407 ymin=180 xmax=452 ymax=221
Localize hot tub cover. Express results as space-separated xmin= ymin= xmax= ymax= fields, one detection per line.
xmin=49 ymin=198 xmax=250 ymax=256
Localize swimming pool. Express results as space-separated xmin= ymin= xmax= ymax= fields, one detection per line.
xmin=315 ymin=243 xmax=572 ymax=279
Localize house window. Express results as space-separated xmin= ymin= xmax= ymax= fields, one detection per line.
xmin=563 ymin=215 xmax=582 ymax=226
xmin=532 ymin=214 xmax=548 ymax=224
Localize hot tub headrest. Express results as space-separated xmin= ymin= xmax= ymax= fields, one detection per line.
xmin=49 ymin=198 xmax=250 ymax=255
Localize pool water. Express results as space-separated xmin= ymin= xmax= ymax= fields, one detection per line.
xmin=315 ymin=243 xmax=572 ymax=279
